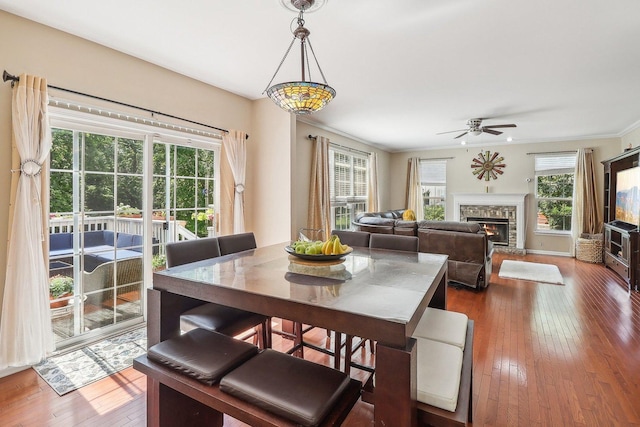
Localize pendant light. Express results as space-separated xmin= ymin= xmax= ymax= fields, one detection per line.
xmin=263 ymin=0 xmax=335 ymax=115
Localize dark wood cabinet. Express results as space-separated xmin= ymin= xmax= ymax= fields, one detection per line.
xmin=601 ymin=147 xmax=640 ymax=292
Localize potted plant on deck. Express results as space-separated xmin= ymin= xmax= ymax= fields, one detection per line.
xmin=49 ymin=275 xmax=74 ymax=309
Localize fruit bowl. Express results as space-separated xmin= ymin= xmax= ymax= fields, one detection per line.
xmin=284 ymin=245 xmax=353 ymax=261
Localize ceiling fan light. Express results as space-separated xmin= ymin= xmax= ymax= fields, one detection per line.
xmin=470 ymin=130 xmax=482 ymax=136
xmin=267 ymin=81 xmax=335 ymax=115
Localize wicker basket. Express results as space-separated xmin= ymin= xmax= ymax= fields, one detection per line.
xmin=576 ymin=233 xmax=604 ymax=263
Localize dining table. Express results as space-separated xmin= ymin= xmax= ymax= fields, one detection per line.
xmin=147 ymin=242 xmax=448 ymax=427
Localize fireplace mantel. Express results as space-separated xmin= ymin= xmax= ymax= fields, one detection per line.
xmin=453 ymin=193 xmax=527 ymax=250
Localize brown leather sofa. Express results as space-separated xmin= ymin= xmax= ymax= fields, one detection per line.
xmin=354 ymin=209 xmax=417 ymax=235
xmin=351 ymin=216 xmax=492 ymax=289
xmin=418 ymin=221 xmax=492 ymax=290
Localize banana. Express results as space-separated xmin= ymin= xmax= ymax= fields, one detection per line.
xmin=321 ymin=239 xmax=331 ymax=255
xmin=323 ymin=236 xmax=334 ymax=255
xmin=333 ymin=236 xmax=343 ymax=254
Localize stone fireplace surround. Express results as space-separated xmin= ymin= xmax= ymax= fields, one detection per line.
xmin=453 ymin=193 xmax=527 ymax=254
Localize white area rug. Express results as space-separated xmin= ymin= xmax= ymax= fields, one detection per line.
xmin=498 ymin=260 xmax=564 ymax=285
xmin=33 ymin=327 xmax=146 ymax=395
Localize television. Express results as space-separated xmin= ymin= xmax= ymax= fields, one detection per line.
xmin=615 ymin=166 xmax=640 ymax=227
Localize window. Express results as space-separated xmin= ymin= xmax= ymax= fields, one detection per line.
xmin=329 ymin=147 xmax=369 ymax=230
xmin=535 ymin=153 xmax=576 ymax=232
xmin=420 ymin=159 xmax=446 ymax=220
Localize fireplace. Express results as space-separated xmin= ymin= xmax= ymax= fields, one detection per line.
xmin=453 ymin=193 xmax=527 ymax=254
xmin=467 ymin=217 xmax=509 ymax=246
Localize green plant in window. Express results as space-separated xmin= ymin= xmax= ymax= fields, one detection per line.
xmin=424 ymin=205 xmax=445 ymax=221
xmin=537 ymin=173 xmax=574 ymax=231
xmin=117 ymin=203 xmax=141 ymax=216
xmin=49 ymin=275 xmax=73 ymax=298
xmin=152 ymin=254 xmax=166 ymax=271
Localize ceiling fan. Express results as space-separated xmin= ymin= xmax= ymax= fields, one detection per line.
xmin=438 ymin=118 xmax=516 ymax=139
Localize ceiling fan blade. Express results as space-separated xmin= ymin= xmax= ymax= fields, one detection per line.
xmin=436 ymin=129 xmax=468 ymax=135
xmin=482 ymin=128 xmax=503 ymax=135
xmin=454 ymin=131 xmax=468 ymax=139
xmin=483 ymin=124 xmax=516 ymax=129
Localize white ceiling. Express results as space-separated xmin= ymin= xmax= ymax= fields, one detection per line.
xmin=2 ymin=0 xmax=640 ymax=152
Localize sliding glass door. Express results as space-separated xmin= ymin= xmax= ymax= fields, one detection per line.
xmin=49 ymin=128 xmax=146 ymax=347
xmin=48 ymin=110 xmax=222 ymax=350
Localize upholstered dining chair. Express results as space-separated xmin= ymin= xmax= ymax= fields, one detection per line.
xmin=165 ymin=236 xmax=271 ymax=349
xmin=330 ymin=229 xmax=371 ymax=248
xmin=369 ymin=233 xmax=419 ymax=252
xmin=217 ymin=232 xmax=257 ymax=256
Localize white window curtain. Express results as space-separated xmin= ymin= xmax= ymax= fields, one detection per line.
xmin=308 ymin=136 xmax=331 ymax=239
xmin=367 ymin=152 xmax=379 ymax=212
xmin=406 ymin=157 xmax=425 ymax=221
xmin=571 ymin=148 xmax=602 ymax=255
xmin=0 ymin=74 xmax=55 ymax=368
xmin=221 ymin=130 xmax=247 ymax=234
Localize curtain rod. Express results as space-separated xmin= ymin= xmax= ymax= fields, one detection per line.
xmin=3 ymin=70 xmax=248 ymax=139
xmin=419 ymin=157 xmax=454 ymax=161
xmin=307 ymin=135 xmax=372 ymax=156
xmin=526 ymin=150 xmax=579 ymax=155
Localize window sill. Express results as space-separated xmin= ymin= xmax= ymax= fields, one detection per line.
xmin=534 ymin=230 xmax=572 ymax=237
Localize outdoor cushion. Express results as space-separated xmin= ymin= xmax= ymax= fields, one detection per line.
xmin=416 ymin=337 xmax=463 ymax=412
xmin=50 ymin=233 xmax=72 ymax=251
xmin=116 ymin=233 xmax=135 ymax=249
xmin=91 ymin=249 xmax=143 ymax=262
xmin=147 ymin=328 xmax=259 ymax=386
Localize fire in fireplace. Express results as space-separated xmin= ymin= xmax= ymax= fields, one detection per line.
xmin=467 ymin=217 xmax=509 ymax=246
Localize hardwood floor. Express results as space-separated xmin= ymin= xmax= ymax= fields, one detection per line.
xmin=1 ymin=252 xmax=639 ymax=426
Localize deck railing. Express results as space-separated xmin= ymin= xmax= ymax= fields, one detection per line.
xmin=49 ymin=216 xmax=196 ymax=255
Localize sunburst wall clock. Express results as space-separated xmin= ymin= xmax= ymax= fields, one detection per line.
xmin=471 ymin=150 xmax=505 ymax=181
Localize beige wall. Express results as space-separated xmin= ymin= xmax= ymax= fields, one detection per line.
xmin=390 ymin=138 xmax=622 ymax=254
xmin=621 ymin=126 xmax=640 ymax=151
xmin=292 ymin=121 xmax=392 ymax=238
xmin=247 ymin=98 xmax=295 ymax=246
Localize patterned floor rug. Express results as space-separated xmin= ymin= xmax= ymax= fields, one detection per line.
xmin=498 ymin=260 xmax=564 ymax=285
xmin=33 ymin=327 xmax=147 ymax=395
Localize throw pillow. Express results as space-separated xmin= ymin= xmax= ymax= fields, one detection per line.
xmin=403 ymin=209 xmax=416 ymax=221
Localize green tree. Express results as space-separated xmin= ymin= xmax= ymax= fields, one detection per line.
xmin=50 ymin=129 xmax=74 ymax=213
xmin=424 ymin=205 xmax=445 ymax=221
xmin=537 ymin=173 xmax=573 ymax=230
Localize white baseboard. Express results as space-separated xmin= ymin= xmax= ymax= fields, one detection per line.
xmin=0 ymin=365 xmax=29 ymax=379
xmin=525 ymin=249 xmax=572 ymax=257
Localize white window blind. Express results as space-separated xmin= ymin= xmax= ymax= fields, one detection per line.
xmin=329 ymin=146 xmax=369 ymax=230
xmin=535 ymin=153 xmax=576 ymax=175
xmin=420 ymin=160 xmax=446 ymax=184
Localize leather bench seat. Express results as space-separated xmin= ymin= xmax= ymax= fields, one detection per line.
xmin=220 ymin=349 xmax=352 ymax=426
xmin=416 ymin=337 xmax=463 ymax=412
xmin=412 ymin=308 xmax=469 ymax=349
xmin=147 ymin=328 xmax=259 ymax=385
xmin=180 ymin=303 xmax=269 ymax=338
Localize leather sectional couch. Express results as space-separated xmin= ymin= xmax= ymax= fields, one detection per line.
xmin=352 ymin=210 xmax=492 ymax=289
